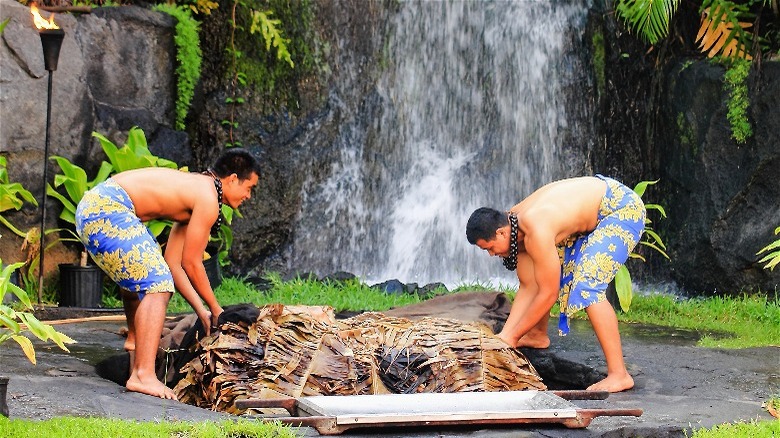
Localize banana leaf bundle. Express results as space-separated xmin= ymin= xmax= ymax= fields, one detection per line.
xmin=174 ymin=304 xmax=546 ymax=414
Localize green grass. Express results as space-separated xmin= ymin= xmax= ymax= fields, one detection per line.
xmin=689 ymin=418 xmax=780 ymax=437
xmin=616 ymin=293 xmax=780 ymax=348
xmin=167 ymin=272 xmax=432 ymax=314
xmin=163 ymin=275 xmax=780 ymax=349
xmin=0 ymin=416 xmax=296 ymax=437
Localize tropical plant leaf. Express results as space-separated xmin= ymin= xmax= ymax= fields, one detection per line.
xmin=633 ymin=179 xmax=659 ymax=197
xmin=147 ymin=219 xmax=174 ymax=238
xmin=0 ymin=312 xmax=21 ymax=332
xmin=45 ymin=325 xmax=76 ymax=351
xmin=757 ymin=227 xmax=780 ymax=270
xmin=18 ymin=312 xmax=49 ymax=341
xmin=0 ymin=182 xmax=38 ymax=213
xmin=644 ymin=203 xmax=667 ymax=218
xmin=759 ymin=252 xmax=780 ymax=270
xmin=615 ymin=0 xmax=680 ymax=44
xmin=614 ymin=265 xmax=633 ymax=312
xmin=50 ymin=156 xmax=89 ymax=203
xmin=5 ymin=281 xmax=32 ymax=308
xmin=45 ymin=183 xmax=77 ymax=224
xmin=12 ymin=334 xmax=36 ymax=364
xmin=642 ymin=229 xmax=668 ymax=249
xmin=640 ymin=241 xmax=670 ymax=260
xmin=1 ymin=261 xmax=31 ymax=308
xmin=696 ymin=4 xmax=753 ymax=59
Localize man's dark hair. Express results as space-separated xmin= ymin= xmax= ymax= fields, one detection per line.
xmin=466 ymin=207 xmax=507 ymax=244
xmin=212 ymin=148 xmax=261 ymax=181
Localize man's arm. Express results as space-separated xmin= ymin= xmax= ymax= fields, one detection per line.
xmin=165 ymin=223 xmax=214 ymax=331
xmin=165 ymin=196 xmax=222 ymax=332
xmin=498 ymin=218 xmax=561 ymax=346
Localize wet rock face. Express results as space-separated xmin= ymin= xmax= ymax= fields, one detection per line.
xmin=586 ymin=2 xmax=780 ymax=294
xmin=654 ymin=61 xmax=780 ymax=294
xmin=0 ymin=0 xmax=178 ymax=266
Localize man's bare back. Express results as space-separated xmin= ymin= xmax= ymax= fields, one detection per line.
xmin=112 ymin=168 xmax=217 ymax=223
xmin=509 ymin=176 xmax=607 ymax=246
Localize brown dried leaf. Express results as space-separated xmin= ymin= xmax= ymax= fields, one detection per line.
xmin=696 ymin=7 xmax=752 ymax=60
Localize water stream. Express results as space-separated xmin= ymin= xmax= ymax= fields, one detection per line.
xmin=290 ymin=1 xmax=593 ymax=288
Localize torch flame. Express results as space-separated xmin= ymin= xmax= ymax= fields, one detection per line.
xmin=30 ymin=4 xmax=59 ymax=30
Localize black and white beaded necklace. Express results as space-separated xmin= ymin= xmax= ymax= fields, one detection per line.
xmin=204 ymin=168 xmax=223 ymax=236
xmin=502 ymin=212 xmax=519 ymax=271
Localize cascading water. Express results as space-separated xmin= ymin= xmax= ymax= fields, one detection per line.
xmin=290 ymin=1 xmax=593 ymax=288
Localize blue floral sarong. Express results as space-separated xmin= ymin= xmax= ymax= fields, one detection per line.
xmin=556 ymin=175 xmax=645 ymax=335
xmin=75 ymin=179 xmax=174 ymax=300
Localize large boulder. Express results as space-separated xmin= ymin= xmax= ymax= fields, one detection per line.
xmin=655 ymin=61 xmax=780 ymax=294
xmin=0 ymin=0 xmax=177 ymax=268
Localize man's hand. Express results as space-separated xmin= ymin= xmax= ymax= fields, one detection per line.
xmin=210 ymin=306 xmax=224 ymax=332
xmin=498 ymin=331 xmax=517 ymax=348
xmin=197 ymin=309 xmax=212 ymax=336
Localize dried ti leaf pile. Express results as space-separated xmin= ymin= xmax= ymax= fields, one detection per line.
xmin=174 ymin=304 xmax=546 ymax=414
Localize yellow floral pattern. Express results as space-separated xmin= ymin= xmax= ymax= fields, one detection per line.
xmin=75 ymin=179 xmax=174 ymax=297
xmin=556 ymin=176 xmax=645 ymax=335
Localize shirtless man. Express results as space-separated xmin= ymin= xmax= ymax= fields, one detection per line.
xmin=466 ymin=175 xmax=645 ymax=392
xmin=75 ymin=148 xmax=260 ymax=400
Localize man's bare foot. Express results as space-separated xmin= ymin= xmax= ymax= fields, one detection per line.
xmin=587 ymin=373 xmax=634 ymax=393
xmin=515 ymin=333 xmax=550 ymax=349
xmin=126 ymin=374 xmax=178 ymax=400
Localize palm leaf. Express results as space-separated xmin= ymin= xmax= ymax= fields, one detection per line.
xmin=615 ymin=0 xmax=680 ymax=44
xmin=696 ymin=2 xmax=753 ymax=59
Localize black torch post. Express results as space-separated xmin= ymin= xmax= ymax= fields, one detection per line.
xmin=37 ymin=27 xmax=64 ymax=304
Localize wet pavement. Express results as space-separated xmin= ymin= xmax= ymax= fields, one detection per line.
xmin=0 ymin=314 xmax=777 ymax=437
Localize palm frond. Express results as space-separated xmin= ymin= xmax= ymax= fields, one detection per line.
xmin=696 ymin=1 xmax=754 ymax=59
xmin=175 ymin=304 xmax=546 ymax=413
xmin=615 ymin=0 xmax=681 ymax=44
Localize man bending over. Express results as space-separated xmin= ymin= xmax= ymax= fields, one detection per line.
xmin=76 ymin=148 xmax=260 ymax=399
xmin=466 ymin=175 xmax=645 ymax=392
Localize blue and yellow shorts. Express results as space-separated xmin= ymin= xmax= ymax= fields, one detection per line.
xmin=556 ymin=175 xmax=645 ymax=335
xmin=75 ymin=179 xmax=174 ymax=300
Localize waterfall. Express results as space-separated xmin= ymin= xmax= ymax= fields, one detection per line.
xmin=290 ymin=1 xmax=592 ymax=288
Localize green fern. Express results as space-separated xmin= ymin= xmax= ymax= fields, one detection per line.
xmin=153 ymin=4 xmax=202 ymax=131
xmin=250 ymin=10 xmax=294 ymax=68
xmin=757 ymin=226 xmax=780 ymax=271
xmin=615 ymin=0 xmax=680 ymax=44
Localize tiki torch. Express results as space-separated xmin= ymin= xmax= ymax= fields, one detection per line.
xmin=31 ymin=4 xmax=63 ymax=304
